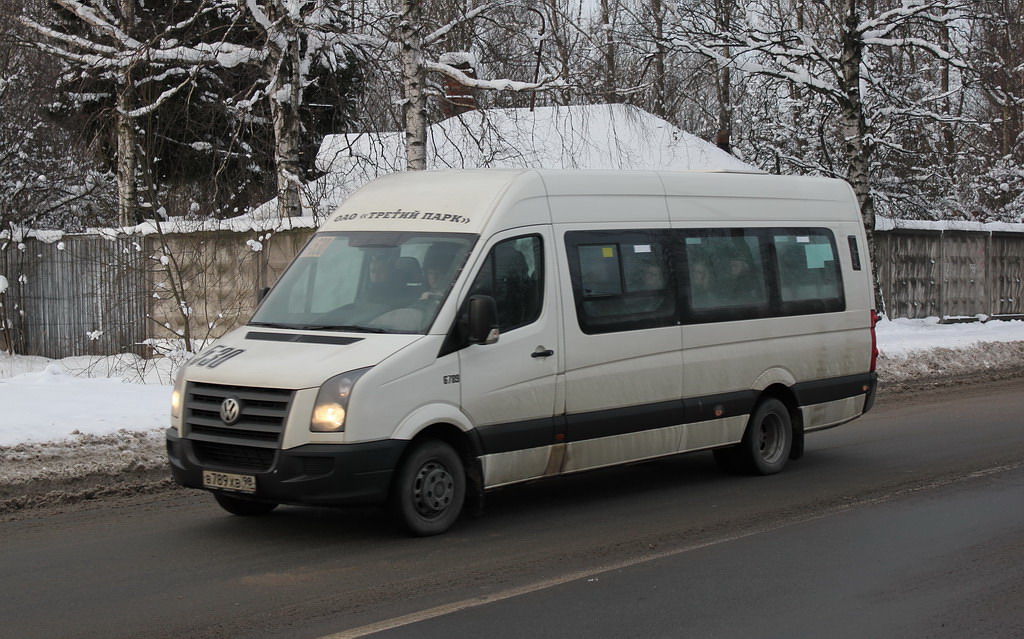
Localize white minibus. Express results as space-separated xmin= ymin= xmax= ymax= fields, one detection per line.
xmin=167 ymin=169 xmax=879 ymax=535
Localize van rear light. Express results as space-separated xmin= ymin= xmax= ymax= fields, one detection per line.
xmin=869 ymin=309 xmax=879 ymax=372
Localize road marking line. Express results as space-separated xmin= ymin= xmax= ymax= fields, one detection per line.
xmin=321 ymin=460 xmax=1024 ymax=639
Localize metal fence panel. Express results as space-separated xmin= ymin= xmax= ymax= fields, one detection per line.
xmin=941 ymin=232 xmax=988 ymax=319
xmin=5 ymin=236 xmax=146 ymax=358
xmin=883 ymin=232 xmax=942 ymax=319
xmin=991 ymin=234 xmax=1024 ymax=316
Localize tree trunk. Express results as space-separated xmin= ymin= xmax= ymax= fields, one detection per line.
xmin=840 ymin=0 xmax=884 ymax=313
xmin=266 ymin=3 xmax=304 ymax=218
xmin=600 ymin=0 xmax=618 ymax=104
xmin=547 ymin=0 xmax=573 ymax=105
xmin=116 ymin=0 xmax=137 ymax=226
xmin=716 ymin=0 xmax=733 ymax=134
xmin=401 ymin=0 xmax=428 ymax=171
xmin=650 ymin=0 xmax=667 ymax=117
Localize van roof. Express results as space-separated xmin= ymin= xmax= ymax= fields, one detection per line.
xmin=318 ymin=169 xmax=857 ymax=235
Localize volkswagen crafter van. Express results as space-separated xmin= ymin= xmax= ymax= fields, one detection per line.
xmin=167 ymin=169 xmax=879 ymax=536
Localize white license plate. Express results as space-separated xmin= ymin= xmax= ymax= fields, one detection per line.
xmin=202 ymin=470 xmax=256 ymax=494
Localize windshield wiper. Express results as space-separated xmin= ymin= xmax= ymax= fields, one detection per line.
xmin=302 ymin=324 xmax=391 ymax=334
xmin=248 ymin=321 xmax=298 ymax=329
xmin=250 ymin=321 xmax=391 ymax=334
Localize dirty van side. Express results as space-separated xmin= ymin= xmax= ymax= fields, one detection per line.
xmin=166 ymin=169 xmax=877 ymax=536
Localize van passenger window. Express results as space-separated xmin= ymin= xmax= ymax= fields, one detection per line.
xmin=684 ymin=233 xmax=768 ymax=312
xmin=469 ymin=236 xmax=543 ymax=332
xmin=567 ymin=231 xmax=676 ymax=334
xmin=772 ymin=232 xmax=844 ymax=312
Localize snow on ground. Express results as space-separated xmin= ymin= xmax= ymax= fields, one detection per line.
xmin=0 ymin=365 xmax=171 ymax=447
xmin=876 ymin=316 xmax=1024 ymax=357
xmin=1 ymin=318 xmax=1023 ymax=507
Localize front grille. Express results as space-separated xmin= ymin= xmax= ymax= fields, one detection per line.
xmin=193 ymin=441 xmax=276 ymax=471
xmin=183 ymin=382 xmax=293 ymax=450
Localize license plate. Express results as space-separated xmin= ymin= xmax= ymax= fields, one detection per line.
xmin=202 ymin=470 xmax=256 ymax=494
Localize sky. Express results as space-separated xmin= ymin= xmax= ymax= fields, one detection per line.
xmin=1 ymin=316 xmax=1023 ymax=447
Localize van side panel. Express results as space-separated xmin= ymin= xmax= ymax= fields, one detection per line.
xmin=664 ymin=180 xmax=873 ymax=436
xmin=547 ymin=179 xmax=686 ymax=473
xmin=539 ymin=172 xmax=874 ymax=478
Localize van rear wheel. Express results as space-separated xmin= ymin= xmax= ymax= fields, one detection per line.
xmin=736 ymin=397 xmax=793 ymax=475
xmin=213 ymin=493 xmax=278 ymax=516
xmin=391 ymin=440 xmax=466 ymax=536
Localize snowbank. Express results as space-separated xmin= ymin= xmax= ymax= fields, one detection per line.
xmin=0 ymin=365 xmax=171 ymax=447
xmin=877 ymin=317 xmax=1024 ymax=358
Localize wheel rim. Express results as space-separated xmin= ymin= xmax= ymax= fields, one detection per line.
xmin=757 ymin=412 xmax=787 ymax=465
xmin=412 ymin=459 xmax=454 ymax=518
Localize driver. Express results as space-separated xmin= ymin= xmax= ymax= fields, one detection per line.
xmin=420 ymin=250 xmax=456 ymax=300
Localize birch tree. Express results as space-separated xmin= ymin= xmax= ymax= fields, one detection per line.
xmin=24 ymin=0 xmax=367 ymax=219
xmin=365 ymin=0 xmax=565 ymax=170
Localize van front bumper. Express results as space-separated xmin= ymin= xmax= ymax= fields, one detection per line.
xmin=166 ymin=428 xmax=406 ymax=507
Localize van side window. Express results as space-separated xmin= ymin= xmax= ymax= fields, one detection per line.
xmin=469 ymin=235 xmax=543 ymax=332
xmin=565 ymin=227 xmax=845 ymax=334
xmin=772 ymin=232 xmax=844 ymax=313
xmin=567 ymin=231 xmax=676 ymax=334
xmin=684 ymin=232 xmax=768 ymax=313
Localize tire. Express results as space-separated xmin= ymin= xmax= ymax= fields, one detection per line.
xmin=391 ymin=440 xmax=466 ymax=536
xmin=735 ymin=397 xmax=793 ymax=475
xmin=213 ymin=492 xmax=278 ymax=516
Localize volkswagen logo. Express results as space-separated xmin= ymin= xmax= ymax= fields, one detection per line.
xmin=220 ymin=397 xmax=242 ymax=425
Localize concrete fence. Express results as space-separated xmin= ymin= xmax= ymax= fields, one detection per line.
xmin=2 ymin=224 xmax=1023 ymax=358
xmin=875 ymin=230 xmax=1024 ymax=320
xmin=1 ymin=227 xmax=313 ymax=358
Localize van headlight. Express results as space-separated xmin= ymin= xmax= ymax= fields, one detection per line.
xmin=311 ymin=368 xmax=370 ymax=432
xmin=170 ymin=367 xmax=186 ymax=420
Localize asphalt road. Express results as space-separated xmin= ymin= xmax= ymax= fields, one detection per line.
xmin=3 ymin=377 xmax=1023 ymax=639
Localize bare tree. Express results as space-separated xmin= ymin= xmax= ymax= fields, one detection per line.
xmin=378 ymin=0 xmax=565 ymax=170
xmin=23 ymin=0 xmax=367 ymax=219
xmin=661 ymin=0 xmax=976 ymax=308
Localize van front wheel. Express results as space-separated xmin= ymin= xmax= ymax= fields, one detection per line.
xmin=737 ymin=398 xmax=793 ymax=475
xmin=391 ymin=440 xmax=466 ymax=536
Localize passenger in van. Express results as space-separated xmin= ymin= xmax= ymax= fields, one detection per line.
xmin=366 ymin=254 xmax=422 ymax=305
xmin=420 ymin=249 xmax=457 ymax=301
xmin=722 ymin=256 xmax=761 ymax=303
xmin=366 ymin=255 xmax=397 ymax=303
xmin=637 ymin=262 xmax=664 ymax=291
xmin=630 ymin=261 xmax=669 ymax=313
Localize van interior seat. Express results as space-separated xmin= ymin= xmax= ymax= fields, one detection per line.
xmin=394 ymin=256 xmax=423 ymax=294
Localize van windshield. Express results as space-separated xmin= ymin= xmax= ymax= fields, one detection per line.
xmin=250 ymin=231 xmax=477 ymax=334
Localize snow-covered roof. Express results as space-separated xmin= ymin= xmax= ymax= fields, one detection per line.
xmin=308 ymin=103 xmax=755 ymax=215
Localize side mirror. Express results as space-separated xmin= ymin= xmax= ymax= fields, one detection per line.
xmin=257 ymin=287 xmax=270 ymax=303
xmin=467 ymin=295 xmax=499 ymax=345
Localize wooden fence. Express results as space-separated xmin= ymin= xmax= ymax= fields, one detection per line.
xmin=2 ymin=225 xmax=1023 ymax=358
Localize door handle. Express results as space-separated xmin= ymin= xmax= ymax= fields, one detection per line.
xmin=531 ymin=348 xmax=554 ymax=358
